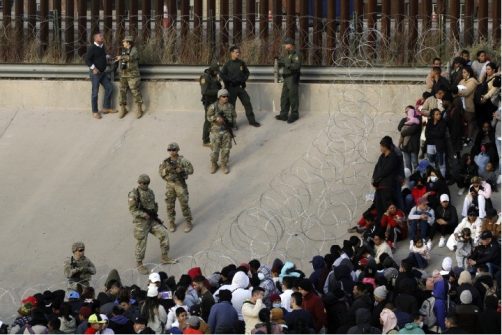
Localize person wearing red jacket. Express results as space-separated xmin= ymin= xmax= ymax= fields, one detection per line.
xmin=297 ymin=279 xmax=326 ymax=333
xmin=380 ymin=203 xmax=406 ymax=249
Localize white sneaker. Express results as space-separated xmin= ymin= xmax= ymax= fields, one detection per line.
xmin=438 ymin=236 xmax=446 ymax=248
xmin=409 ymin=240 xmax=414 ymax=251
xmin=457 ymin=188 xmax=465 ymax=196
xmin=426 ymin=240 xmax=432 ymax=250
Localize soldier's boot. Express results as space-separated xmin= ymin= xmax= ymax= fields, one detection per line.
xmin=169 ymin=221 xmax=176 ymax=232
xmin=210 ymin=162 xmax=218 ymax=174
xmin=221 ymin=163 xmax=229 ymax=174
xmin=161 ymin=255 xmax=178 ymax=265
xmin=184 ymin=220 xmax=193 ymax=233
xmin=136 ymin=103 xmax=144 ymax=119
xmin=118 ymin=105 xmax=128 ymax=119
xmin=136 ymin=262 xmax=149 ymax=275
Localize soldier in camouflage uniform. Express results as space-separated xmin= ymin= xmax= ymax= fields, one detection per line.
xmin=128 ymin=174 xmax=177 ymax=275
xmin=207 ymin=89 xmax=237 ymax=174
xmin=159 ymin=143 xmax=194 ymax=233
xmin=63 ymin=242 xmax=96 ymax=292
xmin=220 ymin=46 xmax=261 ymax=128
xmin=275 ymin=37 xmax=301 ymax=124
xmin=200 ymin=63 xmax=222 ymax=146
xmin=115 ymin=36 xmax=144 ymax=119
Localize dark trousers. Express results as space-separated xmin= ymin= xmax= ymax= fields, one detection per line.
xmin=202 ymin=102 xmax=212 ymax=143
xmin=374 ymin=187 xmax=393 ymax=225
xmin=227 ymin=86 xmax=256 ymax=123
xmin=406 ymin=252 xmax=428 ymax=269
xmin=279 ymin=77 xmax=299 ymax=119
xmin=90 ymin=71 xmax=113 ymax=113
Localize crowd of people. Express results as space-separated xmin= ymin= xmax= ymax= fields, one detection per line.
xmin=1 ymin=48 xmax=501 ymax=334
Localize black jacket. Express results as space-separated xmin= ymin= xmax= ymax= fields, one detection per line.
xmin=85 ymin=44 xmax=108 ymax=72
xmin=470 ymin=240 xmax=500 ymax=266
xmin=219 ymin=59 xmax=250 ymax=87
xmin=425 ymin=119 xmax=448 ymax=152
xmin=372 ymin=152 xmax=400 ymax=189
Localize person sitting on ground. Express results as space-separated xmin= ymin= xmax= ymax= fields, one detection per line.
xmin=406 ymin=238 xmax=430 ymax=269
xmin=481 ymin=208 xmax=501 ymax=241
xmin=408 ymin=197 xmax=435 ymax=251
xmin=434 ymin=194 xmax=458 ymax=248
xmin=380 ymin=203 xmax=406 ymax=250
xmin=461 ymin=176 xmax=492 ymax=219
xmin=373 ymin=234 xmax=393 ymax=265
xmin=447 ymin=207 xmax=482 ymax=251
xmin=467 ymin=230 xmax=500 ymax=274
xmin=455 ymin=228 xmax=474 ymax=268
xmin=108 ymin=305 xmax=134 ymax=334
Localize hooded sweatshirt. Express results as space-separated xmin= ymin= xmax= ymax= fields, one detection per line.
xmin=347 ymin=308 xmax=380 ymax=334
xmin=433 ymin=280 xmax=448 ymax=332
xmin=258 ymin=265 xmax=278 ymax=307
xmin=381 ymin=308 xmax=398 ymax=334
xmin=109 ymin=314 xmax=134 ymax=334
xmin=309 ymin=255 xmax=326 ymax=292
xmin=213 ymin=271 xmax=251 ymax=321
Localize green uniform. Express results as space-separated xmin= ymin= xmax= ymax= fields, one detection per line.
xmin=159 ymin=156 xmax=194 ymax=225
xmin=63 ymin=256 xmax=96 ymax=291
xmin=119 ymin=46 xmax=143 ymax=105
xmin=278 ymin=50 xmax=301 ymax=120
xmin=200 ymin=69 xmax=222 ymax=143
xmin=207 ymin=102 xmax=236 ymax=165
xmin=220 ymin=59 xmax=257 ymax=124
xmin=128 ymin=187 xmax=170 ymax=262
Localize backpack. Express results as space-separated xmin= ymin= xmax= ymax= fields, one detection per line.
xmin=419 ymin=296 xmax=437 ymax=328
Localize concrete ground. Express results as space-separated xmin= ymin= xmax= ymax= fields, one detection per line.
xmin=0 ymin=82 xmax=499 ymax=323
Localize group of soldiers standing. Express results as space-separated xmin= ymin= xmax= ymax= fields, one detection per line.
xmin=74 ymin=34 xmax=302 ymax=280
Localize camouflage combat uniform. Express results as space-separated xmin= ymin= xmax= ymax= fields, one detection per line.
xmin=63 ymin=255 xmax=96 ymax=291
xmin=118 ymin=44 xmax=143 ymax=118
xmin=207 ymin=101 xmax=236 ymax=169
xmin=159 ymin=156 xmax=194 ymax=232
xmin=200 ymin=66 xmax=222 ymax=144
xmin=128 ymin=186 xmax=170 ymax=263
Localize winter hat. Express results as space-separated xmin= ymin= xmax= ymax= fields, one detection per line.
xmin=417 ymin=159 xmax=430 ymax=173
xmin=380 ymin=308 xmax=398 ymax=334
xmin=442 ymin=257 xmax=452 ymax=272
xmin=217 ymin=89 xmax=229 ymax=98
xmin=458 ymin=271 xmax=472 ymax=285
xmin=147 ymin=285 xmax=158 ymax=298
xmin=374 ymin=285 xmax=388 ymax=300
xmin=187 ymin=316 xmax=200 ymax=328
xmin=460 ymin=290 xmax=473 ymax=304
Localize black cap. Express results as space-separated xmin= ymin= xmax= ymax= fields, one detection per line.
xmin=134 ymin=316 xmax=148 ymax=324
xmin=480 ymin=230 xmax=493 ymax=240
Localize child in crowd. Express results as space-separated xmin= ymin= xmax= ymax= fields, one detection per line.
xmin=480 ymin=161 xmax=498 ymax=191
xmin=407 ymin=238 xmax=430 ymax=269
xmin=455 ymin=228 xmax=473 ymax=268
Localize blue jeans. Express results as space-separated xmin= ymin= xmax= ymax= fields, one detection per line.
xmin=408 ymin=219 xmax=429 ymax=241
xmin=426 ymin=145 xmax=446 ymax=177
xmin=90 ymin=71 xmax=113 ymax=112
xmin=403 ymin=151 xmax=418 ymax=173
xmin=408 ymin=252 xmax=428 ymax=269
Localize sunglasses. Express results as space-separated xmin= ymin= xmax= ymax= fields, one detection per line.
xmin=77 ymin=249 xmax=85 ymax=252
xmin=220 ymin=95 xmax=228 ymax=98
xmin=167 ymin=149 xmax=177 ymax=152
xmin=139 ymin=182 xmax=149 ymax=185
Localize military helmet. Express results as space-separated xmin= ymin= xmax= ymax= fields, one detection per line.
xmin=138 ymin=174 xmax=150 ymax=184
xmin=122 ymin=36 xmax=134 ymax=43
xmin=72 ymin=241 xmax=85 ymax=253
xmin=283 ymin=37 xmax=295 ymax=45
xmin=217 ymin=89 xmax=229 ymax=98
xmin=167 ymin=142 xmax=180 ymax=151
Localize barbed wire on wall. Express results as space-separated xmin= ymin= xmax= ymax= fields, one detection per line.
xmin=0 ymin=12 xmax=499 ymax=65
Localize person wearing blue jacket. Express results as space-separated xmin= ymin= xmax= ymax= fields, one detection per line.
xmin=433 ymin=279 xmax=448 ymax=332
